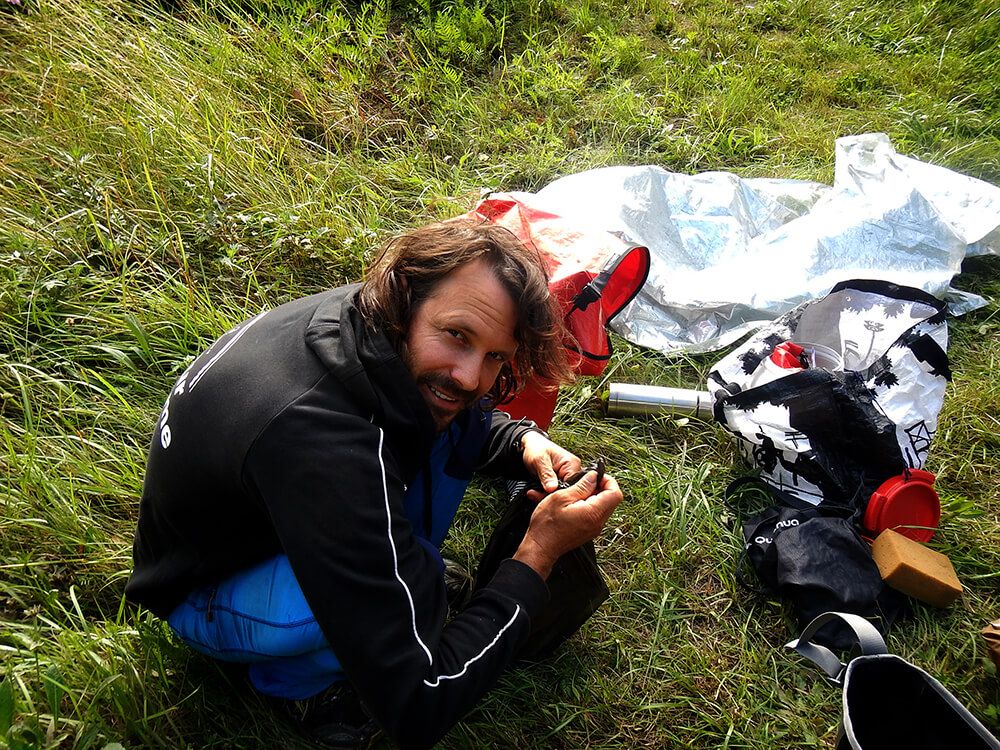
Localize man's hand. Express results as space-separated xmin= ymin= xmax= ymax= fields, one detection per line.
xmin=513 ymin=469 xmax=623 ymax=580
xmin=519 ymin=430 xmax=581 ymax=493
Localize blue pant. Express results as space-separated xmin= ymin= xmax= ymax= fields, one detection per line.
xmin=168 ymin=431 xmax=470 ymax=700
xmin=168 ymin=554 xmax=347 ymax=699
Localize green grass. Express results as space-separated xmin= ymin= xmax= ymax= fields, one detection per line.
xmin=1 ymin=0 xmax=998 ymax=747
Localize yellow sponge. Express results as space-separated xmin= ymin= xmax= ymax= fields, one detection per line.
xmin=871 ymin=529 xmax=963 ymax=608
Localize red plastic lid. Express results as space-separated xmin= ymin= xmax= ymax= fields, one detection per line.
xmin=770 ymin=341 xmax=806 ymax=369
xmin=864 ymin=469 xmax=940 ymax=542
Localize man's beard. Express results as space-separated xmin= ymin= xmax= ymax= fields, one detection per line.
xmin=401 ymin=342 xmax=483 ymax=429
xmin=417 ymin=372 xmax=479 ymax=418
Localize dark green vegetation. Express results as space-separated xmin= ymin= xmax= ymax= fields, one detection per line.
xmin=1 ymin=0 xmax=998 ymax=746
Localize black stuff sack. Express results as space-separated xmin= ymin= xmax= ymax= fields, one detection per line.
xmin=737 ymin=497 xmax=902 ymax=648
xmin=474 ymin=479 xmax=609 ymax=662
xmin=786 ymin=611 xmax=1000 ymax=750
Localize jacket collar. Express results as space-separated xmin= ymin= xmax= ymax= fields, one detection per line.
xmin=304 ymin=284 xmax=439 ymax=476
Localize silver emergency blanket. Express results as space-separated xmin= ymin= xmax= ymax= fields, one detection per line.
xmin=519 ymin=133 xmax=1000 ymax=354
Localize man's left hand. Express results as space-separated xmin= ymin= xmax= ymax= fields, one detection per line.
xmin=520 ymin=430 xmax=582 ymax=493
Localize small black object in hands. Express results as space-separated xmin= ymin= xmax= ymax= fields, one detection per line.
xmin=558 ymin=457 xmax=605 ymax=494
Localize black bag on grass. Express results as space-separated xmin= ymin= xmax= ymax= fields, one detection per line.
xmin=787 ymin=611 xmax=1000 ymax=750
xmin=732 ymin=481 xmax=903 ymax=649
xmin=474 ymin=480 xmax=609 ymax=661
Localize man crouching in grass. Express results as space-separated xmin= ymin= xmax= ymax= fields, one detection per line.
xmin=125 ymin=219 xmax=624 ymax=749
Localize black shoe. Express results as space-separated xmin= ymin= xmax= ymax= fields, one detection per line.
xmin=443 ymin=557 xmax=473 ymax=611
xmin=281 ymin=682 xmax=381 ymax=750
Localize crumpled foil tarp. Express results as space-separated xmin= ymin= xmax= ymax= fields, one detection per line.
xmin=516 ymin=133 xmax=1000 ymax=355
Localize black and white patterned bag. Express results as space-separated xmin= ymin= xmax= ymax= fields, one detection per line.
xmin=708 ymin=280 xmax=950 ymax=512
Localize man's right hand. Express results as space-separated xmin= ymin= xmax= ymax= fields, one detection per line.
xmin=512 ymin=470 xmax=623 ymax=580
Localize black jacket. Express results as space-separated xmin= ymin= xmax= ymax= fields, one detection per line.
xmin=126 ymin=284 xmax=549 ymax=749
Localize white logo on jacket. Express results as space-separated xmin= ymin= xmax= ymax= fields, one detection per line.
xmin=158 ymin=372 xmax=189 ymax=449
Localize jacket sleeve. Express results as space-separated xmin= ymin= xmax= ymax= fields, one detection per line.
xmin=475 ymin=410 xmax=545 ymax=478
xmin=243 ymin=383 xmax=549 ymax=749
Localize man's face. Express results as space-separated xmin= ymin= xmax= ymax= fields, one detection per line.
xmin=403 ymin=258 xmax=518 ymax=432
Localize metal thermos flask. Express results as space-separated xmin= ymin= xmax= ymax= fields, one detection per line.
xmin=604 ymin=383 xmax=714 ymax=419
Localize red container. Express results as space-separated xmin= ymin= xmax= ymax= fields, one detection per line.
xmin=864 ymin=469 xmax=941 ymax=543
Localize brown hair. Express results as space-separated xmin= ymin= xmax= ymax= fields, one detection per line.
xmin=358 ymin=218 xmax=573 ymax=405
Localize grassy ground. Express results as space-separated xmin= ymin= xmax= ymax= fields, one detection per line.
xmin=1 ymin=0 xmax=998 ymax=747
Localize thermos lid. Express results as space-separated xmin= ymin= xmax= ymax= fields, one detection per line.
xmin=770 ymin=341 xmax=807 ymax=369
